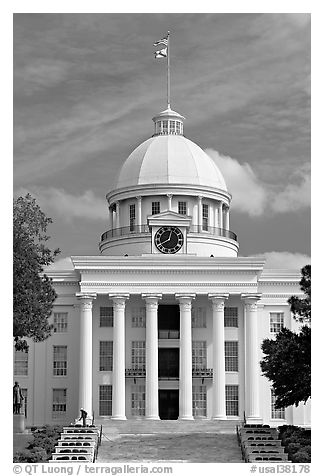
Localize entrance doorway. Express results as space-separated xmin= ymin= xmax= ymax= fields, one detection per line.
xmin=158 ymin=304 xmax=180 ymax=339
xmin=159 ymin=390 xmax=179 ymax=420
xmin=158 ymin=348 xmax=179 ymax=378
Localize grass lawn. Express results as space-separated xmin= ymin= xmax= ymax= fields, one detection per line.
xmin=97 ymin=433 xmax=243 ymax=463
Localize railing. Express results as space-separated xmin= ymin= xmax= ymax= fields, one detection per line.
xmin=158 ymin=330 xmax=180 ymax=339
xmin=100 ymin=224 xmax=237 ymax=242
xmin=125 ymin=368 xmax=213 ymax=378
xmin=189 ymin=225 xmax=237 ymax=241
xmin=101 ymin=225 xmax=150 ymax=241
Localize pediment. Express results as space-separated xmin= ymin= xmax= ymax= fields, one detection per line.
xmin=147 ymin=211 xmax=192 ymax=228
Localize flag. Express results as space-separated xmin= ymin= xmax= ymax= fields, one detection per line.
xmin=154 ymin=35 xmax=168 ymax=47
xmin=154 ymin=48 xmax=167 ymax=59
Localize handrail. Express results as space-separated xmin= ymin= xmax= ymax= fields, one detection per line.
xmin=100 ymin=224 xmax=237 ymax=242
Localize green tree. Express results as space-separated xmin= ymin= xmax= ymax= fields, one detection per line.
xmin=13 ymin=194 xmax=60 ymax=351
xmin=260 ymin=265 xmax=311 ymax=408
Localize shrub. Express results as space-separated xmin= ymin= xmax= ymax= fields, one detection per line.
xmin=293 ymin=450 xmax=311 ymax=463
xmin=13 ymin=447 xmax=47 ymax=463
xmin=16 ymin=425 xmax=63 ymax=462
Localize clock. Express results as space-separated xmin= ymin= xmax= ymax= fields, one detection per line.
xmin=154 ymin=226 xmax=184 ymax=254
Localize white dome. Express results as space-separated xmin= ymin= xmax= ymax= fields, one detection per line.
xmin=116 ymin=135 xmax=227 ymax=191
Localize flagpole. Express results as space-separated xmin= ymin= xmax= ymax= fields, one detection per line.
xmin=167 ymin=31 xmax=170 ymax=109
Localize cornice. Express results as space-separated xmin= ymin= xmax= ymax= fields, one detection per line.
xmin=71 ymin=255 xmax=266 ymax=271
xmin=106 ymin=183 xmax=231 ymax=204
xmin=80 ymin=281 xmax=259 ymax=287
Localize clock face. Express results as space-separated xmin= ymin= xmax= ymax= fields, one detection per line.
xmin=154 ymin=226 xmax=184 ymax=254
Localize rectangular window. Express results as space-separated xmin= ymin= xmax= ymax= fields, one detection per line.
xmin=225 ymin=341 xmax=238 ymax=372
xmin=14 ymin=350 xmax=28 ymax=376
xmin=271 ymin=389 xmax=285 ymax=419
xmin=132 ymin=307 xmax=146 ymax=327
xmin=170 ymin=120 xmax=175 ymax=134
xmin=178 ymin=201 xmax=187 ymax=215
xmin=152 ymin=201 xmax=160 ymax=215
xmin=53 ymin=346 xmax=67 ymax=376
xmin=131 ymin=384 xmax=145 ymax=416
xmin=131 ymin=341 xmax=146 ymax=370
xmin=192 ymin=307 xmax=206 ymax=328
xmin=99 ymin=341 xmax=113 ymax=371
xmin=192 ymin=385 xmax=207 ymax=417
xmin=226 ymin=385 xmax=239 ymax=416
xmin=129 ymin=203 xmax=136 ymax=232
xmin=192 ymin=341 xmax=207 ymax=370
xmin=52 ymin=389 xmax=67 ymax=419
xmin=176 ymin=121 xmax=181 ymax=134
xmin=224 ymin=307 xmax=238 ymax=327
xmin=100 ymin=307 xmax=114 ymax=327
xmin=99 ymin=385 xmax=112 ymax=416
xmin=270 ymin=312 xmax=284 ymax=333
xmin=53 ymin=312 xmax=68 ymax=333
xmin=202 ymin=204 xmax=209 ymax=231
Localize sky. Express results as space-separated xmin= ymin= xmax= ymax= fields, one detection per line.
xmin=13 ymin=13 xmax=311 ymax=269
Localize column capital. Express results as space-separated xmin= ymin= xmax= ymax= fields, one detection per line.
xmin=109 ymin=294 xmax=129 ymax=309
xmin=197 ymin=195 xmax=203 ymax=201
xmin=76 ymin=293 xmax=97 ymax=310
xmin=136 ymin=196 xmax=142 ymax=201
xmin=175 ymin=293 xmax=196 ymax=302
xmin=241 ymin=293 xmax=262 ymax=311
xmin=142 ymin=293 xmax=162 ymax=302
xmin=208 ymin=293 xmax=229 ymax=310
xmin=166 ymin=193 xmax=173 ymax=198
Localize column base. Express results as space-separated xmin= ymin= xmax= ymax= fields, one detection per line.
xmin=212 ymin=415 xmax=227 ymax=420
xmin=111 ymin=416 xmax=127 ymax=420
xmin=178 ymin=416 xmax=194 ymax=421
xmin=145 ymin=416 xmax=160 ymax=420
xmin=245 ymin=416 xmax=263 ymax=425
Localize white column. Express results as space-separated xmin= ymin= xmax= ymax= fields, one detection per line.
xmin=242 ymin=294 xmax=262 ymax=424
xmin=198 ymin=196 xmax=203 ymax=233
xmin=76 ymin=293 xmax=96 ymax=417
xmin=136 ymin=196 xmax=142 ymax=228
xmin=225 ymin=207 xmax=229 ymax=230
xmin=214 ymin=205 xmax=219 ymax=229
xmin=176 ymin=293 xmax=195 ymax=420
xmin=209 ymin=294 xmax=228 ymax=419
xmin=115 ymin=201 xmax=120 ymax=229
xmin=219 ymin=202 xmax=223 ymax=229
xmin=167 ymin=194 xmax=173 ymax=211
xmin=107 ymin=206 xmax=113 ymax=230
xmin=142 ymin=293 xmax=162 ymax=420
xmin=110 ymin=293 xmax=129 ymax=420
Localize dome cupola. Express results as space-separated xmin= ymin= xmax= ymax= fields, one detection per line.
xmin=152 ymin=107 xmax=185 ymax=136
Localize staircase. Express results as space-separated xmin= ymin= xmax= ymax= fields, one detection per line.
xmin=49 ymin=424 xmax=102 ymax=462
xmin=237 ymin=424 xmax=290 ymax=463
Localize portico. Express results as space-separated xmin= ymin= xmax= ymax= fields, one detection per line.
xmin=74 ymin=255 xmax=266 ymax=421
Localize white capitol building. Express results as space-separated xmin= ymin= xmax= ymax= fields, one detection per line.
xmin=14 ymin=105 xmax=311 ymax=427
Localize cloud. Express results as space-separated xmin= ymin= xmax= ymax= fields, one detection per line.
xmin=16 ymin=187 xmax=107 ymax=221
xmin=271 ymin=164 xmax=310 ymax=213
xmin=206 ymin=149 xmax=268 ymax=216
xmin=252 ymin=251 xmax=310 ymax=270
xmin=206 ymin=149 xmax=310 ymax=216
xmin=45 ymin=256 xmax=74 ymax=270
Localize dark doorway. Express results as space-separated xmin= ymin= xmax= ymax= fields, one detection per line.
xmin=158 ymin=305 xmax=180 ymax=330
xmin=159 ymin=390 xmax=179 ymax=420
xmin=158 ymin=348 xmax=179 ymax=378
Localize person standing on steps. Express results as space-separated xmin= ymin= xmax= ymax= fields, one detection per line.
xmin=13 ymin=381 xmax=24 ymax=414
xmin=79 ymin=408 xmax=88 ymax=427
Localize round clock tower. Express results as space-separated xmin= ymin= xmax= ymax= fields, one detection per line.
xmin=99 ymin=107 xmax=239 ymax=257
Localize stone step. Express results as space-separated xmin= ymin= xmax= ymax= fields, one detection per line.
xmin=96 ymin=418 xmax=241 ymax=434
